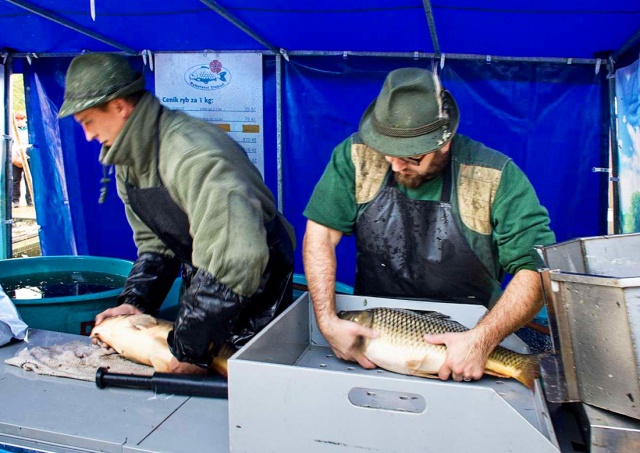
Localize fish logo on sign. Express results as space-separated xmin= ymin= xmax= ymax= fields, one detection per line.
xmin=184 ymin=59 xmax=231 ymax=90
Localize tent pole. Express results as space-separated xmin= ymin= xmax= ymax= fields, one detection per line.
xmin=5 ymin=0 xmax=136 ymax=54
xmin=2 ymin=55 xmax=13 ymax=259
xmin=199 ymin=0 xmax=281 ymax=55
xmin=8 ymin=50 xmax=603 ymax=66
xmin=276 ymin=54 xmax=283 ymax=213
xmin=422 ymin=0 xmax=441 ymax=56
xmin=612 ymin=27 xmax=640 ymax=63
xmin=607 ymin=57 xmax=621 ymax=234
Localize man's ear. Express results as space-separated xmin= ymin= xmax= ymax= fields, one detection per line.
xmin=112 ymin=98 xmax=135 ymax=120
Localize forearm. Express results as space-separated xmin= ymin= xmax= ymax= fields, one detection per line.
xmin=118 ymin=252 xmax=181 ymax=315
xmin=473 ymin=269 xmax=543 ymax=352
xmin=302 ymin=220 xmax=342 ymax=330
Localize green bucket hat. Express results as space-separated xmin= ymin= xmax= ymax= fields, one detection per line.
xmin=58 ymin=53 xmax=145 ymax=118
xmin=358 ymin=67 xmax=459 ymax=157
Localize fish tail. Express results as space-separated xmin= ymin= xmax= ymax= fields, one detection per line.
xmin=486 ymin=353 xmax=540 ymax=390
xmin=514 ymin=354 xmax=540 ymax=391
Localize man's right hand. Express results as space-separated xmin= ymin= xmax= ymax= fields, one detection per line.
xmin=94 ymin=303 xmax=142 ymax=326
xmin=321 ymin=317 xmax=378 ymax=369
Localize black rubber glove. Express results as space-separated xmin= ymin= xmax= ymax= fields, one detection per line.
xmin=167 ymin=266 xmax=247 ymax=367
xmin=118 ymin=252 xmax=181 ymax=316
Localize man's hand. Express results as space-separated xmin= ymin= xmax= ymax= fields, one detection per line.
xmin=94 ymin=303 xmax=142 ymax=326
xmin=167 ymin=357 xmax=208 ymax=375
xmin=424 ymin=329 xmax=491 ymax=382
xmin=321 ymin=317 xmax=378 ymax=369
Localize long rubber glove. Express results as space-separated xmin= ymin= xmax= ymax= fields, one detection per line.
xmin=118 ymin=252 xmax=181 ymax=316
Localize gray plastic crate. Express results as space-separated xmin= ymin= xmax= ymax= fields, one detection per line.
xmin=228 ymin=293 xmax=559 ymax=453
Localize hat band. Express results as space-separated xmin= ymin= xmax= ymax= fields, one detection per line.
xmin=371 ymin=114 xmax=449 ymax=138
xmin=371 ymin=115 xmax=448 ymax=138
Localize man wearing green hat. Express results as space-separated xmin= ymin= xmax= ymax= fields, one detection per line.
xmin=59 ymin=53 xmax=295 ymax=374
xmin=303 ymin=67 xmax=555 ymax=383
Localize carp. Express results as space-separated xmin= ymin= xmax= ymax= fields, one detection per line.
xmin=90 ymin=314 xmax=231 ymax=377
xmin=338 ymin=307 xmax=539 ymax=390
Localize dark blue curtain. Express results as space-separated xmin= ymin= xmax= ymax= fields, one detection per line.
xmin=282 ymin=57 xmax=608 ymax=286
xmin=20 ymin=55 xmax=607 ymax=285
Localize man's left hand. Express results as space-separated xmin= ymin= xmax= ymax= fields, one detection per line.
xmin=424 ymin=330 xmax=491 ymax=382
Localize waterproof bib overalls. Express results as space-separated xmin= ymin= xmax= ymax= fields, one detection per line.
xmin=124 ymin=118 xmax=293 ymax=365
xmin=354 ymin=163 xmax=500 ymax=307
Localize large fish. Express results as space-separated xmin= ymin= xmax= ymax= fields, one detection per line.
xmin=338 ymin=307 xmax=539 ymax=390
xmin=90 ymin=314 xmax=231 ymax=377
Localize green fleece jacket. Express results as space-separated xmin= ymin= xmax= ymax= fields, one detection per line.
xmin=99 ymin=92 xmax=294 ymax=297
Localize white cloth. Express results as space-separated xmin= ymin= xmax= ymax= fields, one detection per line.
xmin=0 ymin=284 xmax=28 ymax=346
xmin=5 ymin=341 xmax=154 ymax=382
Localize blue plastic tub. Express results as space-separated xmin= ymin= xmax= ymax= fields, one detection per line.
xmin=0 ymin=256 xmax=133 ymax=335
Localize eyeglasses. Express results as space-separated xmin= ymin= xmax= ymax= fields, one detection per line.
xmin=397 ymin=154 xmax=428 ymax=166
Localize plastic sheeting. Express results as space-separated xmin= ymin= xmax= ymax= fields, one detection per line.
xmin=616 ymin=56 xmax=640 ymax=233
xmin=282 ymin=57 xmax=607 ymax=285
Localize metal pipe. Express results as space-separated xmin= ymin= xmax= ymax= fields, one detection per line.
xmin=199 ymin=0 xmax=280 ymax=55
xmin=422 ymin=0 xmax=441 ymax=56
xmin=276 ymin=54 xmax=283 ymax=213
xmin=612 ymin=27 xmax=640 ymax=63
xmin=607 ymin=57 xmax=621 ymax=234
xmin=1 ymin=55 xmax=12 ymax=259
xmin=4 ymin=0 xmax=136 ymax=54
xmin=7 ymin=50 xmax=603 ymax=65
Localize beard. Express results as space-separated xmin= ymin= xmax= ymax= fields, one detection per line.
xmin=394 ymin=149 xmax=451 ymax=188
xmin=394 ymin=172 xmax=431 ymax=189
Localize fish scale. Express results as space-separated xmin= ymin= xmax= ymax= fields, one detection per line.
xmin=339 ymin=307 xmax=539 ymax=389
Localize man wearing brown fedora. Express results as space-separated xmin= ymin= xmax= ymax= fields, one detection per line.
xmin=59 ymin=53 xmax=295 ymax=374
xmin=303 ymin=67 xmax=555 ymax=383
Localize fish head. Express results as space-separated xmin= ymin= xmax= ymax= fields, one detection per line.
xmin=337 ymin=309 xmax=374 ymax=327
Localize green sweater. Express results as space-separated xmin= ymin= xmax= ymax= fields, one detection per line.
xmin=100 ymin=93 xmax=294 ymax=296
xmin=304 ymin=133 xmax=555 ymax=282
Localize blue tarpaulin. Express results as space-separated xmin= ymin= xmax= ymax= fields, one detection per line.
xmin=1 ymin=1 xmax=639 ymax=284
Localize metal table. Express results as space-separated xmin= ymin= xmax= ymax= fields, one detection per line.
xmin=0 ymin=330 xmax=229 ymax=453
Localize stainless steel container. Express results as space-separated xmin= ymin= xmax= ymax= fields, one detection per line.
xmin=538 ymin=233 xmax=640 ymax=420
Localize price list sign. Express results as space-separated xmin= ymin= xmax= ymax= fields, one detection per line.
xmin=155 ymin=53 xmax=265 ymax=176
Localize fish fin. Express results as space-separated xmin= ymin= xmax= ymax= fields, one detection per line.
xmin=406 ymin=359 xmax=440 ymax=379
xmin=484 ymin=370 xmax=510 ymax=379
xmin=149 ymin=352 xmax=172 ymax=372
xmin=513 ymin=355 xmax=540 ymax=391
xmin=400 ymin=308 xmax=448 ymax=319
xmin=211 ymin=343 xmax=236 ymax=378
xmin=410 ymin=370 xmax=441 ymax=379
xmin=486 ymin=354 xmax=540 ymax=391
xmin=132 ymin=315 xmax=158 ymax=330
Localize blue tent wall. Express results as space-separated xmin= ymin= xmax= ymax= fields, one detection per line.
xmin=20 ymin=55 xmax=606 ymax=286
xmin=282 ymin=57 xmax=607 ymax=286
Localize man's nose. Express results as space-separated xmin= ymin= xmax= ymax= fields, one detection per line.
xmin=82 ymin=127 xmax=96 ymax=142
xmin=388 ymin=157 xmax=408 ymax=172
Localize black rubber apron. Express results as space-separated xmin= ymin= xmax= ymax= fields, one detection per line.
xmin=354 ymin=163 xmax=500 ymax=307
xmin=124 ymin=123 xmax=293 ymax=349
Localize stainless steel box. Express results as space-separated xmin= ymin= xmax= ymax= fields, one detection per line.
xmin=538 ymin=233 xmax=640 ymax=419
xmin=228 ymin=293 xmax=559 ymax=453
